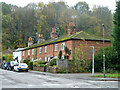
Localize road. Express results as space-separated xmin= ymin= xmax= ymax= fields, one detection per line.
xmin=0 ymin=69 xmax=119 ymax=88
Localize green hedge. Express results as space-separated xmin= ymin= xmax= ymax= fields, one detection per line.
xmin=49 ymin=58 xmax=57 ymax=66
xmin=94 ymin=46 xmax=119 ymax=73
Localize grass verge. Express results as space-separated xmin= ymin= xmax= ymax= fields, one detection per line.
xmin=94 ymin=73 xmax=120 ymax=78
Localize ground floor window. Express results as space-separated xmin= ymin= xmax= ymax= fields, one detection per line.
xmin=44 ymin=57 xmax=47 ymax=62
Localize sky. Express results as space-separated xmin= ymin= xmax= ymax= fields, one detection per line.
xmin=0 ymin=0 xmax=116 ymax=12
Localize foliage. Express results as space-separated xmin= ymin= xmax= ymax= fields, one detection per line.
xmin=23 ymin=58 xmax=30 ymax=65
xmin=58 ymin=50 xmax=62 ymax=59
xmin=57 ymin=59 xmax=91 ymax=73
xmin=3 ymin=54 xmax=13 ymax=62
xmin=65 ymin=47 xmax=70 ymax=55
xmin=40 ymin=64 xmax=45 ymax=67
xmin=37 ymin=60 xmax=44 ymax=64
xmin=33 ymin=60 xmax=44 ymax=67
xmin=2 ymin=2 xmax=112 ymax=50
xmin=74 ymin=44 xmax=84 ymax=60
xmin=49 ymin=58 xmax=57 ymax=66
xmin=112 ymin=1 xmax=120 ymax=62
xmin=28 ymin=61 xmax=33 ymax=70
xmin=33 ymin=62 xmax=39 ymax=67
xmin=94 ymin=46 xmax=119 ymax=72
xmin=68 ymin=59 xmax=91 ymax=73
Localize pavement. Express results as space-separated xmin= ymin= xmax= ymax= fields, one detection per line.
xmin=29 ymin=70 xmax=120 ymax=81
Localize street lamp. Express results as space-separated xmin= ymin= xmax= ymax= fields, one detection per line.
xmin=90 ymin=46 xmax=94 ymax=77
xmin=102 ymin=24 xmax=105 ymax=78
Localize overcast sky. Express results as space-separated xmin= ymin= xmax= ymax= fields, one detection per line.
xmin=0 ymin=0 xmax=116 ymax=12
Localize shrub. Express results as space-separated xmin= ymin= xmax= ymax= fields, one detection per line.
xmin=94 ymin=46 xmax=119 ymax=73
xmin=49 ymin=58 xmax=57 ymax=66
xmin=68 ymin=59 xmax=91 ymax=73
xmin=40 ymin=64 xmax=45 ymax=67
xmin=33 ymin=62 xmax=39 ymax=67
xmin=28 ymin=61 xmax=33 ymax=70
xmin=37 ymin=60 xmax=44 ymax=65
xmin=3 ymin=54 xmax=13 ymax=62
xmin=23 ymin=58 xmax=30 ymax=65
xmin=58 ymin=50 xmax=62 ymax=59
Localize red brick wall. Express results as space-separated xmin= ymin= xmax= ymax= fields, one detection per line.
xmin=37 ymin=40 xmax=72 ymax=62
xmin=22 ymin=49 xmax=34 ymax=61
xmin=22 ymin=39 xmax=112 ymax=61
xmin=74 ymin=40 xmax=112 ymax=60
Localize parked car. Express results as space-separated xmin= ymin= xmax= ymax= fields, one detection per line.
xmin=7 ymin=61 xmax=18 ymax=71
xmin=14 ymin=63 xmax=29 ymax=72
xmin=4 ymin=63 xmax=8 ymax=70
xmin=1 ymin=62 xmax=5 ymax=69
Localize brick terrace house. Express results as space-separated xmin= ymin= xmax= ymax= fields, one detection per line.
xmin=21 ymin=22 xmax=112 ymax=62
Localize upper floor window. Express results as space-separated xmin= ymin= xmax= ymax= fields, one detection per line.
xmin=32 ymin=49 xmax=34 ymax=55
xmin=28 ymin=50 xmax=30 ymax=55
xmin=45 ymin=46 xmax=47 ymax=53
xmin=39 ymin=47 xmax=42 ymax=54
xmin=55 ymin=44 xmax=58 ymax=51
xmin=61 ymin=43 xmax=65 ymax=50
xmin=23 ymin=51 xmax=25 ymax=56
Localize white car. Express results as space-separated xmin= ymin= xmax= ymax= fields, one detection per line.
xmin=14 ymin=63 xmax=29 ymax=72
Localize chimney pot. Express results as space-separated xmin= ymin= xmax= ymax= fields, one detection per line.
xmin=51 ymin=28 xmax=58 ymax=39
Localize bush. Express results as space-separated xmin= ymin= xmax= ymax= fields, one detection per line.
xmin=23 ymin=58 xmax=30 ymax=65
xmin=33 ymin=62 xmax=39 ymax=67
xmin=3 ymin=54 xmax=13 ymax=62
xmin=49 ymin=58 xmax=57 ymax=66
xmin=37 ymin=60 xmax=44 ymax=64
xmin=68 ymin=59 xmax=91 ymax=73
xmin=40 ymin=64 xmax=45 ymax=67
xmin=28 ymin=61 xmax=33 ymax=70
xmin=58 ymin=50 xmax=62 ymax=59
xmin=95 ymin=46 xmax=119 ymax=73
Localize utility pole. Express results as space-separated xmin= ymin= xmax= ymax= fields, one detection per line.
xmin=90 ymin=46 xmax=94 ymax=77
xmin=102 ymin=24 xmax=105 ymax=78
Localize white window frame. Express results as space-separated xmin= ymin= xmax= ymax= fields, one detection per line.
xmin=45 ymin=46 xmax=47 ymax=53
xmin=48 ymin=57 xmax=50 ymax=62
xmin=44 ymin=57 xmax=47 ymax=62
xmin=39 ymin=47 xmax=42 ymax=54
xmin=62 ymin=56 xmax=64 ymax=59
xmin=32 ymin=49 xmax=34 ymax=55
xmin=39 ymin=57 xmax=41 ymax=60
xmin=23 ymin=51 xmax=25 ymax=56
xmin=61 ymin=43 xmax=65 ymax=50
xmin=55 ymin=44 xmax=58 ymax=51
xmin=28 ymin=50 xmax=30 ymax=55
xmin=55 ymin=56 xmax=57 ymax=59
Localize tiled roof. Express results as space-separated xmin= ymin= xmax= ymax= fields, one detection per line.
xmin=22 ymin=31 xmax=111 ymax=50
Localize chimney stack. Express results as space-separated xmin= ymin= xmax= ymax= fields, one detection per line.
xmin=68 ymin=22 xmax=76 ymax=36
xmin=28 ymin=37 xmax=33 ymax=47
xmin=37 ymin=34 xmax=45 ymax=44
xmin=50 ymin=28 xmax=58 ymax=40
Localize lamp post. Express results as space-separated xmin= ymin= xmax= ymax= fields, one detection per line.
xmin=102 ymin=24 xmax=105 ymax=78
xmin=90 ymin=46 xmax=94 ymax=77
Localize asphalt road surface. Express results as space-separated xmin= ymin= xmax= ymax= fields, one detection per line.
xmin=0 ymin=69 xmax=119 ymax=88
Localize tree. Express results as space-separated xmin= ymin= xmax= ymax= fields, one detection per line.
xmin=92 ymin=6 xmax=113 ymax=38
xmin=112 ymin=1 xmax=120 ymax=61
xmin=0 ymin=2 xmax=11 ymax=15
xmin=74 ymin=2 xmax=89 ymax=15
